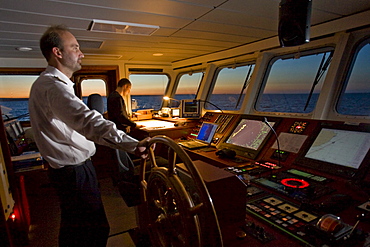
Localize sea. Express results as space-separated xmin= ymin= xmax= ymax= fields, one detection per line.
xmin=1 ymin=93 xmax=369 ymax=121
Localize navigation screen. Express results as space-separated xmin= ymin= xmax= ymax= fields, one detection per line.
xmin=226 ymin=119 xmax=275 ymax=150
xmin=305 ymin=128 xmax=370 ymax=169
xmin=196 ymin=122 xmax=218 ymax=144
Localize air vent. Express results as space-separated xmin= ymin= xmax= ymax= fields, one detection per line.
xmin=83 ymin=53 xmax=122 ymax=59
xmin=128 ymin=68 xmax=163 ymax=72
xmin=88 ymin=19 xmax=159 ymax=36
xmin=78 ymin=40 xmax=104 ymax=49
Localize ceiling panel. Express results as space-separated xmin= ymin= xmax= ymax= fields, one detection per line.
xmin=50 ymin=0 xmax=213 ymax=19
xmin=0 ymin=0 xmax=369 ymax=63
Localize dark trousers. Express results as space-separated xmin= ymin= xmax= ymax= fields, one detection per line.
xmin=49 ymin=159 xmax=110 ymax=247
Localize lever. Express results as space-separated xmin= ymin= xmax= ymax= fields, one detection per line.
xmin=348 ymin=213 xmax=368 ymax=237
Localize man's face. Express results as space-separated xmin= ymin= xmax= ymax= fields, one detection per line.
xmin=123 ymin=84 xmax=132 ymax=96
xmin=59 ymin=31 xmax=84 ymax=73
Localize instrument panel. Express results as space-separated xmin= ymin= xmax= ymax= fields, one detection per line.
xmin=178 ymin=112 xmax=370 ymax=247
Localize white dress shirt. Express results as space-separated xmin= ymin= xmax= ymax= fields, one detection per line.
xmin=29 ymin=66 xmax=139 ymax=169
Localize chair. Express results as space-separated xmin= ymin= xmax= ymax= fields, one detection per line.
xmin=115 ymin=149 xmax=141 ymax=207
xmin=87 ymin=93 xmax=141 ymax=206
xmin=87 ymin=93 xmax=104 ymax=114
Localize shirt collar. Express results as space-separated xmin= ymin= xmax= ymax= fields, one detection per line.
xmin=45 ymin=65 xmax=73 ymax=87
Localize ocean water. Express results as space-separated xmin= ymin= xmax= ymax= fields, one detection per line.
xmin=1 ymin=93 xmax=369 ymax=121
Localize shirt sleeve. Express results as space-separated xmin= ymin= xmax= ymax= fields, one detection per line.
xmin=49 ymin=82 xmax=139 ymax=153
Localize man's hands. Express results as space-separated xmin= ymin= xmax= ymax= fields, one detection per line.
xmin=135 ymin=137 xmax=153 ymax=159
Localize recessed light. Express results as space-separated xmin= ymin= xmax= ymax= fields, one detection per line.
xmin=153 ymin=53 xmax=163 ymax=56
xmin=16 ymin=47 xmax=33 ymax=52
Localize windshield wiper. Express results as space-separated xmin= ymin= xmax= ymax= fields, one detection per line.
xmin=235 ymin=65 xmax=253 ymax=109
xmin=304 ymin=51 xmax=333 ymax=111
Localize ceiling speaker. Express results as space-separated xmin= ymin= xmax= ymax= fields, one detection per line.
xmin=278 ymin=0 xmax=312 ymax=47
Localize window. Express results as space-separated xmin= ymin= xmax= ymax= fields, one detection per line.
xmin=81 ymin=79 xmax=107 ymax=112
xmin=129 ymin=74 xmax=169 ymax=111
xmin=337 ymin=40 xmax=370 ymax=116
xmin=256 ymin=48 xmax=334 ymax=113
xmin=208 ymin=63 xmax=255 ymax=111
xmin=174 ymin=71 xmax=204 ymax=101
xmin=0 ymin=75 xmax=38 ymax=121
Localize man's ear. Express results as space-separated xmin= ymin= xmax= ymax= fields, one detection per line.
xmin=52 ymin=47 xmax=62 ymax=58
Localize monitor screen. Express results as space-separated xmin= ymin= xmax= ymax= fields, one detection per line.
xmin=220 ymin=117 xmax=277 ymax=159
xmin=305 ymin=128 xmax=370 ymax=170
xmin=297 ymin=125 xmax=370 ymax=178
xmin=196 ymin=122 xmax=218 ymax=144
xmin=181 ymin=99 xmax=200 ymax=118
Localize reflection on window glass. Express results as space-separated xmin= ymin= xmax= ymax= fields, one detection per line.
xmin=208 ymin=64 xmax=255 ymax=111
xmin=174 ymin=72 xmax=203 ymax=102
xmin=337 ymin=41 xmax=370 ymax=116
xmin=81 ymin=79 xmax=107 ymax=112
xmin=129 ymin=74 xmax=169 ymax=111
xmin=256 ymin=49 xmax=333 ymax=113
xmin=0 ymin=75 xmax=38 ymax=121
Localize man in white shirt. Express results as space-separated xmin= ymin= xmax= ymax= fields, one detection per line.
xmin=29 ymin=25 xmax=150 ymax=247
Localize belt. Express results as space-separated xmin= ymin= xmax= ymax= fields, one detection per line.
xmin=75 ymin=157 xmax=91 ymax=166
xmin=57 ymin=157 xmax=91 ymax=169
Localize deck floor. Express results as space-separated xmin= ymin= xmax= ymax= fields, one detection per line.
xmin=24 ymin=169 xmax=137 ymax=247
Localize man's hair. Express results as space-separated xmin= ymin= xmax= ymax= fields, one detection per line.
xmin=117 ymin=78 xmax=132 ymax=88
xmin=40 ymin=25 xmax=69 ymax=61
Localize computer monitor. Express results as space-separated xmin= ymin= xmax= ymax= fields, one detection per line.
xmin=219 ymin=116 xmax=278 ymax=159
xmin=180 ymin=99 xmax=200 ymax=118
xmin=196 ymin=122 xmax=218 ymax=144
xmin=296 ymin=124 xmax=370 ymax=178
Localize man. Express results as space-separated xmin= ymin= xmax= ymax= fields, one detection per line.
xmin=29 ymin=25 xmax=150 ymax=247
xmin=107 ymin=78 xmax=143 ymax=133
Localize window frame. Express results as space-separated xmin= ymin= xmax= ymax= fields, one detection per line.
xmin=206 ymin=61 xmax=255 ymax=112
xmin=128 ymin=72 xmax=171 ymax=111
xmin=170 ymin=70 xmax=205 ymax=101
xmin=254 ymin=46 xmax=335 ymax=115
xmin=335 ymin=36 xmax=370 ymax=117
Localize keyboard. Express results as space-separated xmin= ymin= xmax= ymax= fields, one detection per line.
xmin=178 ymin=140 xmax=209 ymax=149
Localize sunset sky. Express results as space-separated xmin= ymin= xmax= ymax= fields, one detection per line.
xmin=0 ymin=44 xmax=369 ymax=98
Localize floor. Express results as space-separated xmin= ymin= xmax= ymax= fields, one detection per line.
xmin=24 ymin=169 xmax=138 ymax=247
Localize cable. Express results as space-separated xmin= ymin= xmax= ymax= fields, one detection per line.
xmin=263 ymin=117 xmax=281 ymax=168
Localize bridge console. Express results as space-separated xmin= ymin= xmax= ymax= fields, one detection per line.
xmin=149 ymin=112 xmax=370 ymax=247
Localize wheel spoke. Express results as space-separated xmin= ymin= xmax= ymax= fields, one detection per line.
xmin=139 ymin=135 xmax=223 ymax=247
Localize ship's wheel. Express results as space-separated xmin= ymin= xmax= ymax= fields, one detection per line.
xmin=138 ymin=135 xmax=223 ymax=247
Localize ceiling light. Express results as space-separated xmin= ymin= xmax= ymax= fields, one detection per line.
xmin=88 ymin=19 xmax=159 ymax=36
xmin=153 ymin=53 xmax=163 ymax=56
xmin=16 ymin=47 xmax=33 ymax=52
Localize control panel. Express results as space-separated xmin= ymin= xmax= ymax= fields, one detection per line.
xmin=186 ymin=112 xmax=239 ymax=145
xmin=178 ymin=114 xmax=370 ymax=247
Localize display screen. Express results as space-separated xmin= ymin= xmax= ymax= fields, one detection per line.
xmin=196 ymin=122 xmax=218 ymax=144
xmin=181 ymin=99 xmax=200 ymax=118
xmin=220 ymin=117 xmax=278 ymax=159
xmin=184 ymin=101 xmax=198 ymax=113
xmin=226 ymin=119 xmax=275 ymax=151
xmin=305 ymin=128 xmax=370 ymax=169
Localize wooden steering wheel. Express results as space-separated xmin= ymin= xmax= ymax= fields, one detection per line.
xmin=138 ymin=135 xmax=223 ymax=247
